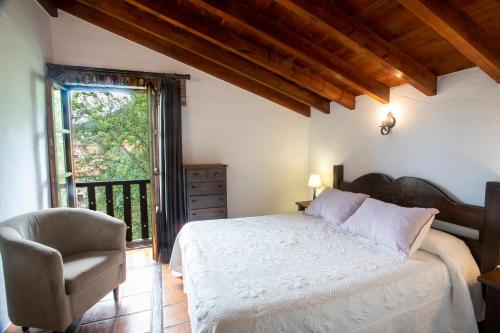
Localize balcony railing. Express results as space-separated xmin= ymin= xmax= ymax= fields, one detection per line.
xmin=76 ymin=179 xmax=151 ymax=242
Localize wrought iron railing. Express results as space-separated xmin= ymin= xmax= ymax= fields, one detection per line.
xmin=75 ymin=179 xmax=150 ymax=241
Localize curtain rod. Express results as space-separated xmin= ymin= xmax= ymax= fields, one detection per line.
xmin=47 ymin=63 xmax=191 ymax=80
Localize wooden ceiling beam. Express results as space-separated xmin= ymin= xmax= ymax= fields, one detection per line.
xmin=277 ymin=0 xmax=438 ymax=96
xmin=74 ymin=0 xmax=334 ymax=112
xmin=55 ymin=1 xmax=311 ymax=116
xmin=120 ymin=0 xmax=356 ymax=108
xmin=36 ymin=0 xmax=58 ymax=17
xmin=190 ymin=0 xmax=390 ymax=104
xmin=397 ymin=0 xmax=500 ymax=83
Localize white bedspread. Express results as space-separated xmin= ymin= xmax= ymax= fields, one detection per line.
xmin=170 ymin=213 xmax=483 ymax=333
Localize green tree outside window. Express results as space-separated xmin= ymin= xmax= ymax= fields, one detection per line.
xmin=72 ymin=90 xmax=151 ymax=240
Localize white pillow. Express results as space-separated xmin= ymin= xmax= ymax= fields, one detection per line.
xmin=409 ymin=216 xmax=434 ymax=256
xmin=305 ymin=188 xmax=369 ymax=225
xmin=340 ymin=198 xmax=439 ymax=257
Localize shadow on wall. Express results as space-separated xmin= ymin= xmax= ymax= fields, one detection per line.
xmin=0 ymin=255 xmax=6 ymax=333
xmin=0 ymin=69 xmax=50 ymax=332
xmin=1 ymin=1 xmax=8 ymax=330
xmin=31 ymin=70 xmax=49 ymax=208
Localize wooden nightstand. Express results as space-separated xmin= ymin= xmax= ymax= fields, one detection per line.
xmin=295 ymin=200 xmax=311 ymax=211
xmin=478 ymin=270 xmax=500 ymax=333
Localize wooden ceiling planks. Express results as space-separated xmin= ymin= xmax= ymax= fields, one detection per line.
xmin=78 ymin=0 xmax=332 ymax=113
xmin=397 ymin=0 xmax=500 ymax=83
xmin=121 ymin=0 xmax=356 ymax=108
xmin=190 ymin=0 xmax=391 ymax=104
xmin=56 ymin=1 xmax=312 ymax=116
xmin=52 ymin=0 xmax=500 ymax=116
xmin=276 ymin=0 xmax=437 ymax=96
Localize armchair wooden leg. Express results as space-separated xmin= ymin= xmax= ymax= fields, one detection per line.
xmin=21 ymin=327 xmax=29 ymax=332
xmin=113 ymin=286 xmax=120 ymax=302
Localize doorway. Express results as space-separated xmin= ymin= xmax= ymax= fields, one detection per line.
xmin=47 ymin=84 xmax=153 ymax=243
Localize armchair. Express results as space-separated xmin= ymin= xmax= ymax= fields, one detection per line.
xmin=0 ymin=208 xmax=126 ymax=332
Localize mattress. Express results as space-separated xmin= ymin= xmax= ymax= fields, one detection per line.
xmin=170 ymin=213 xmax=482 ymax=333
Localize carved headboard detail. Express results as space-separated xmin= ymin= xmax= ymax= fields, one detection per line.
xmin=332 ymin=165 xmax=500 ymax=273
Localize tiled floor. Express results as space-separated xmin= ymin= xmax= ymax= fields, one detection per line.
xmin=6 ymin=247 xmax=191 ymax=333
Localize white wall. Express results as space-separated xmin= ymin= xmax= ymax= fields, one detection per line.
xmin=0 ymin=0 xmax=53 ymax=330
xmin=309 ymin=68 xmax=500 ymax=206
xmin=50 ymin=12 xmax=310 ymax=217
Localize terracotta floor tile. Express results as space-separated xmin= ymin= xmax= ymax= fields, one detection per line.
xmin=81 ymin=293 xmax=152 ymax=324
xmin=77 ymin=319 xmax=113 ymax=333
xmin=94 ymin=268 xmax=153 ymax=303
xmin=126 ymin=248 xmax=154 ymax=269
xmin=165 ymin=322 xmax=192 ymax=333
xmin=81 ymin=300 xmax=120 ymax=325
xmin=78 ymin=310 xmax=151 ymax=333
xmin=126 ymin=266 xmax=154 ymax=283
xmin=122 ymin=279 xmax=154 ymax=297
xmin=163 ymin=303 xmax=190 ymax=328
xmin=163 ymin=286 xmax=187 ymax=306
xmin=162 ymin=269 xmax=184 ymax=288
xmin=117 ymin=292 xmax=152 ymax=317
xmin=113 ymin=309 xmax=151 ymax=333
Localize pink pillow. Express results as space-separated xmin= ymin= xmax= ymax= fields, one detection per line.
xmin=305 ymin=188 xmax=369 ymax=225
xmin=340 ymin=198 xmax=439 ymax=257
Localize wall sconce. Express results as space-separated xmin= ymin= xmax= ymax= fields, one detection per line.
xmin=380 ymin=112 xmax=396 ymax=135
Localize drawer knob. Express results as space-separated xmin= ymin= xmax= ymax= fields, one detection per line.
xmin=219 ymin=185 xmax=223 ymax=189
xmin=192 ymin=212 xmax=197 ymax=216
xmin=191 ymin=186 xmax=196 ymax=189
xmin=214 ymin=172 xmax=219 ymax=176
xmin=219 ymin=210 xmax=224 ymax=215
xmin=191 ymin=199 xmax=196 ymax=203
xmin=194 ymin=172 xmax=199 ymax=176
xmin=219 ymin=197 xmax=223 ymax=201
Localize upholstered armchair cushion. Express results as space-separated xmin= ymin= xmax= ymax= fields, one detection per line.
xmin=63 ymin=250 xmax=123 ymax=294
xmin=0 ymin=208 xmax=127 ymax=332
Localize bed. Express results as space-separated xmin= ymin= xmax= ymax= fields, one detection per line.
xmin=170 ymin=165 xmax=500 ymax=333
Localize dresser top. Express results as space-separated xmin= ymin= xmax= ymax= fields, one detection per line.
xmin=184 ymin=163 xmax=227 ymax=168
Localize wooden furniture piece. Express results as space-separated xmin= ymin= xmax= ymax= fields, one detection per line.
xmin=478 ymin=270 xmax=500 ymax=333
xmin=295 ymin=200 xmax=311 ymax=211
xmin=184 ymin=164 xmax=227 ymax=222
xmin=332 ymin=165 xmax=500 ymax=274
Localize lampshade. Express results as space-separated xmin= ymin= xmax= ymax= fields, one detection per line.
xmin=307 ymin=174 xmax=322 ymax=188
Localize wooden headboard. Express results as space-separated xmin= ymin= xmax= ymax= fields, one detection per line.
xmin=332 ymin=165 xmax=500 ymax=273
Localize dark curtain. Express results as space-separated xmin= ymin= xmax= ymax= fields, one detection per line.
xmin=157 ymin=77 xmax=185 ymax=262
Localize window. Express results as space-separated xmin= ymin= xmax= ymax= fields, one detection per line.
xmin=47 ymin=83 xmax=75 ymax=207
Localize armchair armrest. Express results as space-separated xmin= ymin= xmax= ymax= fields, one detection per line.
xmin=0 ymin=227 xmax=71 ymax=328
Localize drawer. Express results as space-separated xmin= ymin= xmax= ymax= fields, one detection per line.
xmin=188 ymin=195 xmax=226 ymax=209
xmin=186 ymin=168 xmax=207 ymax=182
xmin=188 ymin=182 xmax=225 ymax=196
xmin=207 ymin=166 xmax=226 ymax=181
xmin=189 ymin=207 xmax=227 ymax=221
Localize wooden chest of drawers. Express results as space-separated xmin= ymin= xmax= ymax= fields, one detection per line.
xmin=183 ymin=164 xmax=228 ymax=222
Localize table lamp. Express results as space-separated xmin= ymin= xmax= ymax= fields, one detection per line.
xmin=308 ymin=174 xmax=322 ymax=199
